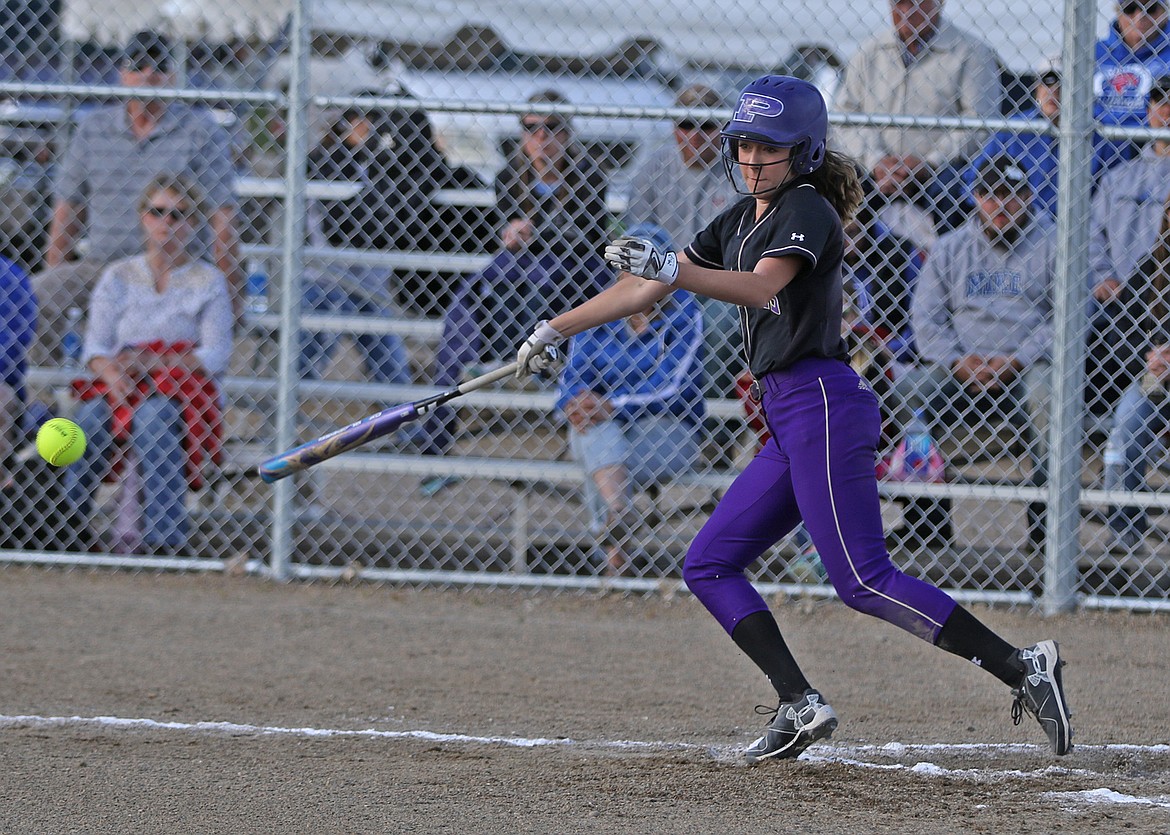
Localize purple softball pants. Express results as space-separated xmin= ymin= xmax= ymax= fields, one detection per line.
xmin=683 ymin=358 xmax=957 ymax=643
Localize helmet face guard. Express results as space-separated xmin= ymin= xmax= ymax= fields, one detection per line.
xmin=720 ymin=75 xmax=828 ymax=195
xmin=720 ymin=134 xmax=810 ymax=196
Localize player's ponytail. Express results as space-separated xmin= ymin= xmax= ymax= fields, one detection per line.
xmin=805 ymin=150 xmax=863 ymax=223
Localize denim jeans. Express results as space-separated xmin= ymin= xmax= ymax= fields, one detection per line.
xmin=67 ymin=395 xmax=189 ymax=550
xmin=1103 ymin=380 xmax=1170 ymax=537
xmin=300 ymin=273 xmax=411 ymax=385
xmin=568 ymin=414 xmax=700 ymax=535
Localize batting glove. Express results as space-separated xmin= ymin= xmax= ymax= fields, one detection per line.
xmin=604 ymin=236 xmax=679 ymax=285
xmin=516 ymin=320 xmax=566 ymax=379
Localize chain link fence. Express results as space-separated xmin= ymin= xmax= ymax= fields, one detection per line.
xmin=2 ymin=0 xmax=1168 ymax=609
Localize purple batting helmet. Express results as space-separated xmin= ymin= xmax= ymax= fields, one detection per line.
xmin=721 ymin=75 xmax=828 ymax=176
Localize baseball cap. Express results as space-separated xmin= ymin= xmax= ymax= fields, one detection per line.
xmin=1120 ymin=0 xmax=1166 ymax=15
xmin=1038 ymin=55 xmax=1061 ymax=87
xmin=974 ymin=155 xmax=1031 ymax=195
xmin=675 ymin=84 xmax=723 ymax=110
xmin=123 ymin=30 xmax=172 ymax=71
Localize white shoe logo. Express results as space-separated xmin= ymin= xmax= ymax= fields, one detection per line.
xmin=788 ymin=695 xmax=822 ymax=730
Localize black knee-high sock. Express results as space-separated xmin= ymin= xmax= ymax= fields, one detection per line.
xmin=731 ymin=611 xmax=811 ymax=703
xmin=935 ymin=605 xmax=1026 ymax=687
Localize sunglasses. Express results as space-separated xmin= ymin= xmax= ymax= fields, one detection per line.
xmin=675 ymin=120 xmax=722 ymax=132
xmin=145 ymin=205 xmax=191 ymax=222
xmin=520 ymin=118 xmax=568 ymax=134
xmin=1121 ymin=1 xmax=1164 ymax=14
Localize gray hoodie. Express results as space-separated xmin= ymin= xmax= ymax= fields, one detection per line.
xmin=913 ymin=215 xmax=1057 ymax=368
xmin=1088 ymin=145 xmax=1170 ymax=287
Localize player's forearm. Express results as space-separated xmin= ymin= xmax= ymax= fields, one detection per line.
xmin=548 ymin=275 xmax=670 ymax=338
xmin=674 ymin=262 xmax=795 ymax=309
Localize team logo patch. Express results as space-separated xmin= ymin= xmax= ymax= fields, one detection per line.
xmin=734 ymin=93 xmax=784 ymax=124
xmin=965 ymin=270 xmax=1023 ymax=298
xmin=1110 ymin=70 xmax=1141 ymax=95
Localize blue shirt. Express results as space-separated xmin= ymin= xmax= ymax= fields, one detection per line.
xmin=558 ymin=290 xmax=706 ymax=428
xmin=1095 ymin=24 xmax=1170 ymax=127
xmin=0 ymin=257 xmax=36 ymax=399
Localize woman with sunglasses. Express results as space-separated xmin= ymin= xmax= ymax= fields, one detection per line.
xmin=515 ymin=75 xmax=1072 ymax=762
xmin=417 ymin=90 xmax=612 ymax=484
xmin=66 ymin=173 xmax=233 ymax=556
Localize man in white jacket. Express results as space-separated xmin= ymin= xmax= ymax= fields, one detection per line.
xmin=835 ymin=0 xmax=1002 ymax=249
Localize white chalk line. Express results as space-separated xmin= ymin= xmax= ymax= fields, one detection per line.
xmin=3 ymin=713 xmax=1168 ymax=811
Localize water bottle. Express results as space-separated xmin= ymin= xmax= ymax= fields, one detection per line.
xmin=903 ymin=409 xmax=931 ymax=475
xmin=244 ymin=271 xmax=268 ymax=316
xmin=62 ymin=307 xmax=83 ymax=369
xmin=891 ymin=408 xmax=946 ymax=483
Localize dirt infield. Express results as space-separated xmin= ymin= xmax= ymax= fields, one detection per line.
xmin=1 ymin=569 xmax=1167 ymax=833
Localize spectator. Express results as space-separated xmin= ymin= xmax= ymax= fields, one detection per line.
xmin=1100 ymin=194 xmax=1170 ymax=554
xmin=0 ymin=120 xmax=55 ymax=274
xmin=835 ymin=0 xmax=1001 ymax=250
xmin=65 ymin=174 xmax=233 ymax=556
xmin=558 ymin=290 xmax=705 ymax=575
xmin=964 ymin=55 xmax=1128 ymax=219
xmin=356 ymin=91 xmax=492 ymax=311
xmin=0 ymin=255 xmax=36 ymax=489
xmin=309 ymin=105 xmax=447 ymax=252
xmin=298 ymin=105 xmax=450 ymax=385
xmin=33 ymin=30 xmax=241 ymax=367
xmin=1095 ymin=0 xmax=1170 ymax=140
xmin=1087 ymin=76 xmax=1170 ymax=417
xmin=625 ymin=84 xmax=736 ymax=254
xmin=625 ymin=84 xmax=740 ymax=404
xmin=892 ymin=155 xmax=1057 ymax=553
xmin=416 ymin=89 xmax=612 ymax=487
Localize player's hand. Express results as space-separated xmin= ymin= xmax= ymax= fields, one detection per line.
xmin=604 ymin=236 xmax=679 ymax=285
xmin=515 ymin=320 xmax=566 ymax=379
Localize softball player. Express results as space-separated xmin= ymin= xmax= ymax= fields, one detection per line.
xmin=516 ymin=75 xmax=1072 ymax=761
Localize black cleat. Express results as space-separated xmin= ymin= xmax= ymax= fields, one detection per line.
xmin=1012 ymin=640 xmax=1073 ymax=755
xmin=744 ymin=689 xmax=838 ymax=763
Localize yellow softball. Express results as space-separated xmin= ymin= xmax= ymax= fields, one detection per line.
xmin=36 ymin=418 xmax=87 ymax=467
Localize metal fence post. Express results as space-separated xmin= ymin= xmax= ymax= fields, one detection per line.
xmin=1045 ymin=0 xmax=1097 ymax=614
xmin=269 ymin=0 xmax=312 ymax=582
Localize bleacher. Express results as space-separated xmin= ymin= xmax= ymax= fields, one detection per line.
xmin=17 ymin=175 xmax=1128 ymax=579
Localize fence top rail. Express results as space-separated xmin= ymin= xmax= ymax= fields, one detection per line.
xmin=235 ymin=176 xmax=629 ymax=213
